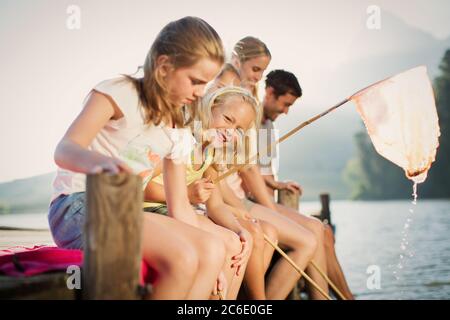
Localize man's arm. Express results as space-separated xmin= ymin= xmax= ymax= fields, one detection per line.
xmin=262 ymin=174 xmax=302 ymax=196
xmin=261 ymin=174 xmax=278 ymax=197
xmin=262 ymin=174 xmax=278 ymax=190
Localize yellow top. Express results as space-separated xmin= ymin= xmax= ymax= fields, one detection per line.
xmin=143 ymin=146 xmax=215 ymax=208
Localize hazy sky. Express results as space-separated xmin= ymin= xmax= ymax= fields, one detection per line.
xmin=0 ymin=0 xmax=449 ymax=182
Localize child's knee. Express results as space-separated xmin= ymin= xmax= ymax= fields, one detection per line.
xmin=260 ymin=221 xmax=278 ymax=243
xmin=309 ymin=218 xmax=325 ymax=241
xmin=293 ymin=229 xmax=317 ymax=260
xmin=243 ymin=221 xmax=264 ymax=248
xmin=223 ymin=229 xmax=244 ymax=258
xmin=198 ymin=233 xmax=227 ymax=268
xmin=159 ymin=242 xmax=199 ymax=280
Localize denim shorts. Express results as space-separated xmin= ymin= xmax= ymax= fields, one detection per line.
xmin=48 ymin=192 xmax=86 ymax=249
xmin=143 ymin=204 xmax=207 ymax=216
xmin=143 ymin=204 xmax=169 ymax=216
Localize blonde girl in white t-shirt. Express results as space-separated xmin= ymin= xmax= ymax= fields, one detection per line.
xmin=49 ymin=16 xmax=228 ymax=300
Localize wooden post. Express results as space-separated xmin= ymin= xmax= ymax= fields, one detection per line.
xmin=277 ymin=189 xmax=299 ymax=210
xmin=277 ymin=189 xmax=301 ymax=300
xmin=318 ymin=193 xmax=335 ymax=234
xmin=83 ymin=173 xmax=143 ymax=300
xmin=319 ymin=193 xmax=331 ymax=224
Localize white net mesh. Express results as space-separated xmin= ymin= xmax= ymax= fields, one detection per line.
xmin=351 ymin=66 xmax=440 ymax=184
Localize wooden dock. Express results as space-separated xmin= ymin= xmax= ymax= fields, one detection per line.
xmin=0 ymin=228 xmax=73 ymax=299
xmin=0 ymin=228 xmax=54 ymax=250
xmin=0 ymin=173 xmax=335 ymax=300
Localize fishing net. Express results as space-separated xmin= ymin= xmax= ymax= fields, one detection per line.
xmin=351 ymin=66 xmax=440 ymax=183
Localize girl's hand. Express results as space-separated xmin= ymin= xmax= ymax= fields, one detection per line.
xmin=277 ymin=180 xmax=302 ymax=195
xmin=213 ymin=270 xmax=227 ymax=299
xmin=88 ymin=156 xmax=133 ymax=175
xmin=232 ymin=228 xmax=251 ymax=276
xmin=187 ymin=178 xmax=215 ymax=204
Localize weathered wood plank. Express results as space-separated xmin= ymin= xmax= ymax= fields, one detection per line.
xmin=319 ymin=193 xmax=331 ymax=224
xmin=0 ymin=272 xmax=76 ymax=300
xmin=0 ymin=229 xmax=54 ymax=250
xmin=277 ymin=189 xmax=299 ymax=211
xmin=83 ymin=173 xmax=143 ymax=300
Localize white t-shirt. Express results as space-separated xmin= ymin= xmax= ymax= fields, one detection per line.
xmin=258 ymin=119 xmax=279 ymax=178
xmin=224 ymin=127 xmax=259 ymax=200
xmin=51 ymin=77 xmax=194 ymax=201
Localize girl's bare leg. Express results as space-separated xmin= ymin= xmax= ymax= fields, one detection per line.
xmin=145 ymin=213 xmax=226 ymax=299
xmin=197 ymin=215 xmax=250 ymax=300
xmin=274 ymin=203 xmax=329 ymax=300
xmin=259 ymin=220 xmax=278 ymax=273
xmin=141 ymin=213 xmax=198 ymax=299
xmin=237 ymin=218 xmax=267 ymax=300
xmin=323 ymin=224 xmax=354 ymax=299
xmin=249 ymin=204 xmax=323 ymax=300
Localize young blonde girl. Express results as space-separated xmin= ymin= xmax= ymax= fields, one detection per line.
xmin=48 ymin=16 xmax=228 ymax=299
xmin=231 ymin=36 xmax=271 ymax=100
xmin=143 ymin=86 xmax=269 ymax=299
xmin=212 ymin=41 xmax=330 ymax=299
xmin=213 ymin=37 xmax=352 ymax=300
xmin=207 ymin=69 xmax=280 ymax=300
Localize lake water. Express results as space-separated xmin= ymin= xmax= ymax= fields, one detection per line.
xmin=301 ymin=199 xmax=450 ymax=300
xmin=1 ymin=199 xmax=449 ymax=300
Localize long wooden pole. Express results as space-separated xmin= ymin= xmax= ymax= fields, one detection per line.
xmin=263 ymin=234 xmax=332 ymax=300
xmin=230 ymin=191 xmax=343 ymax=300
xmin=277 ymin=189 xmax=346 ymax=300
xmin=213 ymin=99 xmax=350 ymax=184
xmin=309 ymin=260 xmax=347 ymax=300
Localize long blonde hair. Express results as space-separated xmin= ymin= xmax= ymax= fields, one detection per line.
xmin=125 ymin=16 xmax=224 ymax=128
xmin=192 ymin=86 xmax=261 ymax=170
xmin=232 ymin=36 xmax=271 ymax=99
xmin=194 ymin=86 xmax=261 ymax=131
xmin=233 ymin=36 xmax=271 ymax=62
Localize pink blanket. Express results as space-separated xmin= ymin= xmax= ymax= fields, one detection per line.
xmin=0 ymin=245 xmax=156 ymax=285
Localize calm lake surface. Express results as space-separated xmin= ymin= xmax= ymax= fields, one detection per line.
xmin=301 ymin=199 xmax=450 ymax=300
xmin=1 ymin=199 xmax=449 ymax=300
